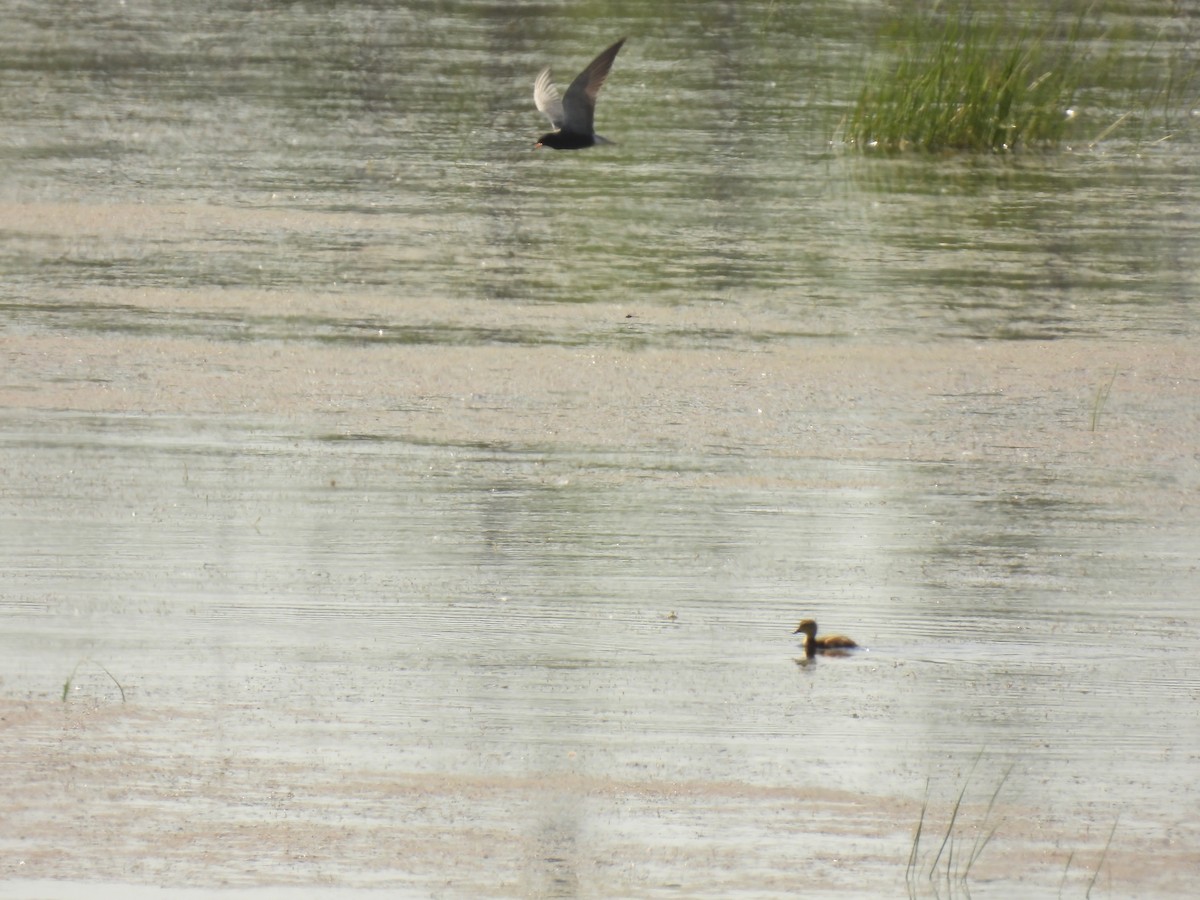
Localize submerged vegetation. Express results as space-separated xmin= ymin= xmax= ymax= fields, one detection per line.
xmin=842 ymin=3 xmax=1199 ymax=153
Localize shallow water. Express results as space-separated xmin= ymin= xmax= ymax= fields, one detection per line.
xmin=2 ymin=1 xmax=1199 ymax=897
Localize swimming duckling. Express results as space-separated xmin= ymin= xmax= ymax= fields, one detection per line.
xmin=793 ymin=619 xmax=858 ymax=658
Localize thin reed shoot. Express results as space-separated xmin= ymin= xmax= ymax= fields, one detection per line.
xmin=906 ymin=778 xmax=930 ymax=892
xmin=62 ymin=658 xmax=127 ymax=703
xmin=963 ymin=764 xmax=1013 ymax=879
xmin=1086 ymin=815 xmax=1120 ymax=898
xmin=1091 ymin=367 xmax=1118 ymax=432
xmin=928 ymin=748 xmax=983 ymax=880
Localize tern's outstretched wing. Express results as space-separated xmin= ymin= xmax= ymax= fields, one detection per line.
xmin=559 ymin=37 xmax=625 ymax=136
xmin=533 ymin=68 xmax=564 ymax=129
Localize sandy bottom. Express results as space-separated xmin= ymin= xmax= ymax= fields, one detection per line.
xmin=4 ymin=287 xmax=1197 ymax=470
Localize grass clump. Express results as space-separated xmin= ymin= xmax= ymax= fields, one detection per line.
xmin=844 ymin=6 xmax=1088 ymax=153
xmin=906 ymin=752 xmax=1012 ymax=895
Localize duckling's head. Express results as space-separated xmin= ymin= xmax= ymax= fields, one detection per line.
xmin=793 ymin=619 xmax=818 ymax=638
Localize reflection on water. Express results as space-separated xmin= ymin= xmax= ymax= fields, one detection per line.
xmin=4 ymin=3 xmax=1197 ymax=341
xmin=2 ymin=1 xmax=1198 ymax=896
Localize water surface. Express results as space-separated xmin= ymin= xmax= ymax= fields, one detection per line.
xmin=2 ymin=1 xmax=1198 ymax=897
